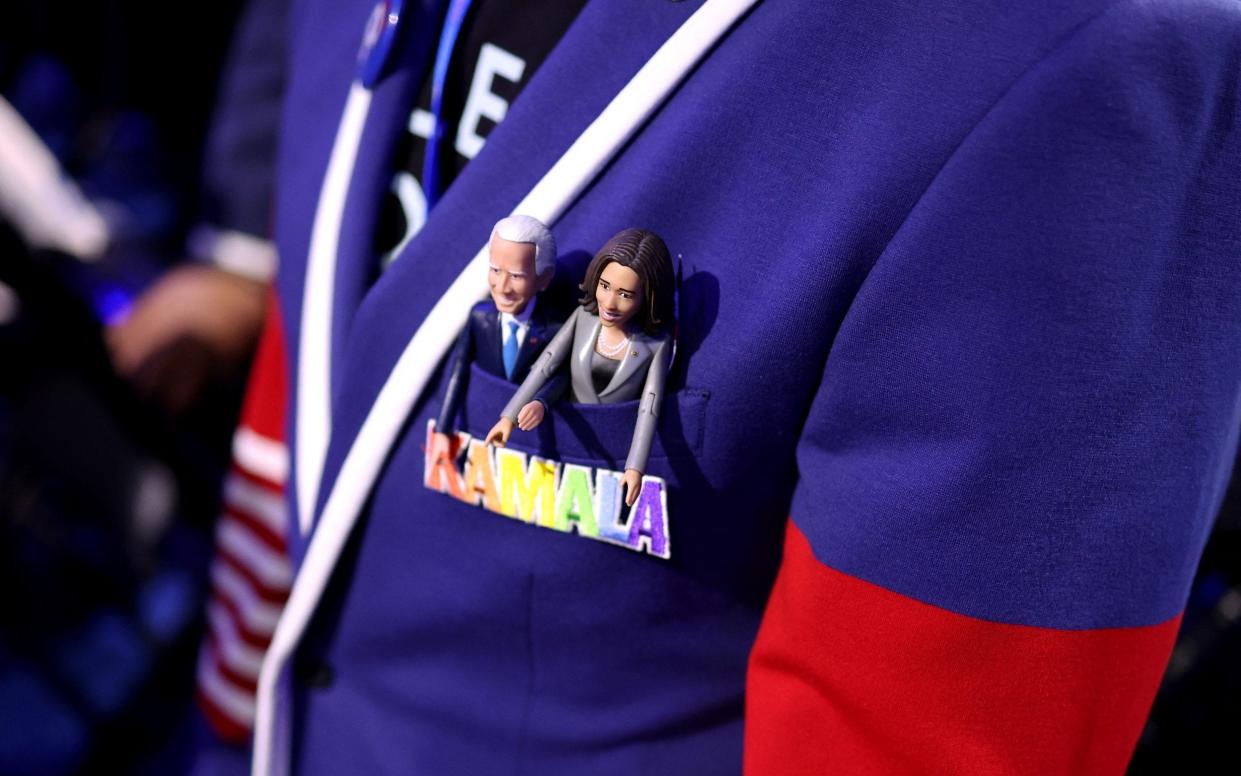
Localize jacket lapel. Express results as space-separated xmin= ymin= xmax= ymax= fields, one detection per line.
xmin=318 ymin=0 xmax=709 ymax=499
xmin=570 ymin=309 xmax=602 ymax=404
xmin=327 ymin=46 xmax=429 ymax=395
xmin=463 ymin=309 xmax=492 ymax=377
xmin=601 ymin=335 xmax=652 ymax=399
xmin=514 ymin=310 xmax=552 ymax=380
xmin=285 ymin=0 xmax=446 ymax=538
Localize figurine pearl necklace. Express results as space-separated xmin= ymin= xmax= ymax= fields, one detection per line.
xmin=596 ymin=328 xmax=630 ymax=357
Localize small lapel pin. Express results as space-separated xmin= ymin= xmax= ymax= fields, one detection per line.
xmin=358 ymin=0 xmax=405 ymax=88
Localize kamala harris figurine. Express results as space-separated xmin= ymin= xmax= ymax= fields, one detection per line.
xmin=485 ymin=227 xmax=676 ymax=506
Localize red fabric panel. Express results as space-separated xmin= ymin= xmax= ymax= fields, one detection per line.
xmin=745 ymin=522 xmax=1179 ymax=775
xmin=237 ymin=288 xmax=288 ymax=440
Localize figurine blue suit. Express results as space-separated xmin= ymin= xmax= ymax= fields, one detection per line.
xmin=434 ymin=298 xmax=565 ymax=434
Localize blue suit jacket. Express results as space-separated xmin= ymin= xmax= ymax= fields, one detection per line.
xmin=260 ymin=1 xmax=1241 ymax=773
xmin=434 ymin=299 xmax=566 ymax=434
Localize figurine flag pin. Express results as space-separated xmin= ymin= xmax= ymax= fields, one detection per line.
xmin=357 ymin=0 xmax=405 ymax=88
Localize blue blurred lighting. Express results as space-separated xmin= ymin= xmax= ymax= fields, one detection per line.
xmin=94 ymin=285 xmax=134 ymax=326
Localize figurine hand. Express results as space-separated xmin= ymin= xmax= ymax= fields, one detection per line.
xmin=516 ymin=400 xmax=545 ymax=431
xmin=622 ymin=469 xmax=643 ymax=507
xmin=484 ymin=418 xmax=514 ymax=447
xmin=429 ymin=432 xmax=453 ymax=463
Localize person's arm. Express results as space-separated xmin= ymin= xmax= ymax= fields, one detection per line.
xmin=745 ymin=5 xmax=1241 ymax=774
xmin=107 ymin=266 xmax=268 ymax=413
xmin=107 ymin=0 xmax=286 ymax=413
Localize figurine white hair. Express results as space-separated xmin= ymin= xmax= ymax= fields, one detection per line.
xmin=492 ymin=215 xmax=556 ymax=278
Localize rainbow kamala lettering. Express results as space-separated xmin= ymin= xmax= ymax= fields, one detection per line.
xmin=423 ymin=421 xmax=671 ymax=559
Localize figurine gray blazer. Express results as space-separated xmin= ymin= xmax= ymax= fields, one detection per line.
xmin=501 ymin=306 xmax=672 ymax=474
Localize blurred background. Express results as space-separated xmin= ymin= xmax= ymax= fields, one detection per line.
xmin=0 ymin=1 xmax=272 ymax=773
xmin=0 ymin=1 xmax=1236 ymax=773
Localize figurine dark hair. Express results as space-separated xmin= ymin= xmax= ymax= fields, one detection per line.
xmin=579 ymin=228 xmax=675 ymax=336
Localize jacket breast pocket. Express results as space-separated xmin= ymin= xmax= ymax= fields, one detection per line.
xmin=422 ymin=364 xmax=708 ymax=562
xmin=456 ymin=364 xmax=708 ymax=470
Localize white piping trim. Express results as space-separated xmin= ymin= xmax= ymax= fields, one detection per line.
xmin=253 ymin=2 xmax=758 ymax=774
xmin=295 ymin=82 xmax=375 ymax=539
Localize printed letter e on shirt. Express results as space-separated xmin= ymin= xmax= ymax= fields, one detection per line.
xmin=456 ymin=43 xmax=526 ymax=160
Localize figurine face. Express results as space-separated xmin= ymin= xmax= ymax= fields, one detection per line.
xmin=595 ymin=261 xmax=643 ymax=330
xmin=488 ymin=235 xmax=547 ymax=315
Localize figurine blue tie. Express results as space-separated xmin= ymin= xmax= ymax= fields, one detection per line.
xmin=503 ymin=321 xmax=519 ymax=379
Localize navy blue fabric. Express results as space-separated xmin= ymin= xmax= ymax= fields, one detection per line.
xmin=187 ymin=711 xmax=251 ymax=776
xmin=0 ymin=666 xmax=88 ymax=775
xmin=269 ymin=0 xmax=1241 ymax=771
xmin=199 ymin=0 xmax=289 ymax=237
xmin=789 ymin=1 xmax=1241 ymax=629
xmin=274 ymin=0 xmax=447 ymax=558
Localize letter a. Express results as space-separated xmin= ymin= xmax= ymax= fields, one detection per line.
xmin=625 ymin=478 xmax=671 ymax=559
xmin=424 ymin=421 xmax=467 ymax=499
xmin=460 ymin=439 xmax=501 ymax=511
xmin=497 ymin=448 xmax=557 ymax=524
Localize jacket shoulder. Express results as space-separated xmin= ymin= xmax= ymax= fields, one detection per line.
xmin=467 ymin=301 xmax=499 ymax=330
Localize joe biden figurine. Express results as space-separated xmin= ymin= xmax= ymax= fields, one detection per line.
xmin=429 ymin=215 xmax=565 ymax=464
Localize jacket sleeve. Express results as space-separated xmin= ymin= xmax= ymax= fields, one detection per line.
xmin=501 ymin=308 xmax=578 ymax=422
xmin=745 ymin=6 xmax=1241 ymax=775
xmin=434 ymin=316 xmax=475 ymax=434
xmin=532 ymin=350 xmax=570 ymax=410
xmin=624 ymin=335 xmax=670 ymax=474
xmin=190 ymin=0 xmax=287 ymax=281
